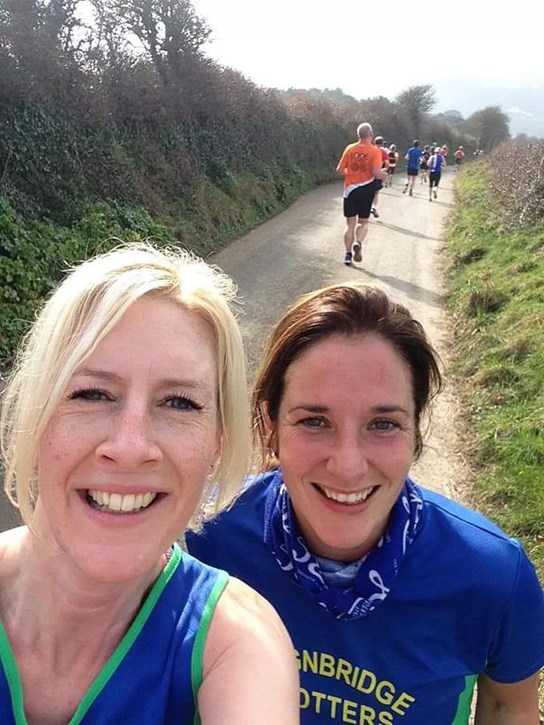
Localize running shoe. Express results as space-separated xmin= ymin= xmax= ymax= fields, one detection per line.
xmin=370 ymin=207 xmax=380 ymax=218
xmin=352 ymin=242 xmax=362 ymax=263
xmin=344 ymin=251 xmax=353 ymax=266
xmin=409 ymin=189 xmax=413 ymax=197
xmin=433 ymin=190 xmax=437 ymax=199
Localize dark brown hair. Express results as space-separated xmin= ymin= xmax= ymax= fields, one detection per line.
xmin=252 ymin=284 xmax=443 ymax=466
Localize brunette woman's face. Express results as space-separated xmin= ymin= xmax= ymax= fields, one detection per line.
xmin=269 ymin=333 xmax=416 ymax=562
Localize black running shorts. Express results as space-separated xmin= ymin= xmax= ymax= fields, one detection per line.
xmin=343 ymin=184 xmax=375 ymax=218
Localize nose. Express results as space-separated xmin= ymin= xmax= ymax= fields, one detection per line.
xmin=325 ymin=429 xmax=369 ymax=483
xmin=96 ymin=401 xmax=162 ymax=467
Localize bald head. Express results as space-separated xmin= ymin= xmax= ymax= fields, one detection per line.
xmin=357 ymin=123 xmax=373 ymax=141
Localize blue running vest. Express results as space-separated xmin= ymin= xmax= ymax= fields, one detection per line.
xmin=0 ymin=544 xmax=228 ymax=724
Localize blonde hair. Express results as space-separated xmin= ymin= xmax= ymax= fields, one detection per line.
xmin=0 ymin=242 xmax=251 ymax=530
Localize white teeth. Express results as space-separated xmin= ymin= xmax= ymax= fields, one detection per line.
xmin=109 ymin=493 xmax=122 ymax=511
xmin=121 ymin=494 xmax=135 ymax=512
xmin=87 ymin=490 xmax=157 ymax=513
xmin=320 ymin=486 xmax=375 ymax=505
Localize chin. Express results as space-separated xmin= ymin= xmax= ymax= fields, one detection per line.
xmin=315 ymin=527 xmax=373 ymax=561
xmin=71 ymin=541 xmax=164 ymax=585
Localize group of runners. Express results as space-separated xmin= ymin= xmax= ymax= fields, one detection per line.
xmin=336 ymin=122 xmax=466 ymax=266
xmin=402 ymin=140 xmax=454 ymax=200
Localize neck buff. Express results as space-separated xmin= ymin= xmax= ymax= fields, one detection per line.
xmin=263 ymin=472 xmax=423 ymax=621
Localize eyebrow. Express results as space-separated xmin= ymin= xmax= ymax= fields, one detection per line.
xmin=288 ymin=403 xmax=412 ymax=416
xmin=73 ymin=367 xmax=213 ymax=392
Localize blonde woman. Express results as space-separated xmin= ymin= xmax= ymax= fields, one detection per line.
xmin=0 ymin=243 xmax=298 ymax=723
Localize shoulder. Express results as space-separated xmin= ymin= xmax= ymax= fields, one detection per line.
xmin=0 ymin=525 xmax=28 ymax=551
xmin=417 ymin=485 xmax=528 ymax=567
xmin=412 ymin=485 xmax=543 ymax=619
xmin=420 ymin=485 xmax=508 ymax=533
xmin=200 ymin=576 xmax=299 ymax=723
xmin=186 ymin=470 xmax=279 ymax=554
xmin=218 ymin=470 xmax=278 ymax=521
xmin=0 ymin=526 xmax=31 ymax=581
xmin=209 ymin=576 xmax=289 ymax=644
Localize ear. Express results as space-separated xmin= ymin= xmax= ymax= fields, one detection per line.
xmin=260 ymin=401 xmax=278 ymax=453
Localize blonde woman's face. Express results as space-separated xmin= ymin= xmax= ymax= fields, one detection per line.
xmin=36 ymin=297 xmax=221 ymax=583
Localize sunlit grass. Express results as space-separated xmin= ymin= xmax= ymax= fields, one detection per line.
xmin=445 ymin=163 xmax=544 ymax=582
xmin=446 ymin=161 xmax=543 ymax=714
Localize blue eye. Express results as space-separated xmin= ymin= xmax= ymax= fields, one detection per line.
xmin=372 ymin=420 xmax=399 ymax=431
xmin=300 ymin=417 xmax=326 ymax=429
xmin=164 ymin=396 xmax=202 ymax=411
xmin=69 ymin=388 xmax=110 ymax=401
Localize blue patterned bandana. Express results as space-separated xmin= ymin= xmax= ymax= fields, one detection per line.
xmin=263 ymin=472 xmax=423 ymax=621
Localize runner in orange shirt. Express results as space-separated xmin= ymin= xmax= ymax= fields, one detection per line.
xmin=454 ymin=146 xmax=465 ymax=172
xmin=336 ymin=123 xmax=387 ymax=266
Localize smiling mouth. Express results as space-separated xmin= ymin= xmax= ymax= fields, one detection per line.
xmin=314 ymin=484 xmax=378 ymax=506
xmin=85 ymin=490 xmax=161 ymax=514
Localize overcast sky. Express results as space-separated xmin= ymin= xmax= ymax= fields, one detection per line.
xmin=192 ymin=0 xmax=541 ymax=115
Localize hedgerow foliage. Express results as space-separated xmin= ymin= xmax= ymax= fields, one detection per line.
xmin=0 ymin=199 xmax=180 ymax=363
xmin=488 ymin=141 xmax=544 ymax=229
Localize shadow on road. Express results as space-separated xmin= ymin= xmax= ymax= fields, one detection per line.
xmin=351 ymin=267 xmax=446 ymax=308
xmin=411 ymin=195 xmax=455 ymax=209
xmin=376 ymin=221 xmax=440 ymax=241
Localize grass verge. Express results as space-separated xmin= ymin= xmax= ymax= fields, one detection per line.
xmin=445 ymin=163 xmax=543 ymax=714
xmin=445 ymin=163 xmax=543 ymax=579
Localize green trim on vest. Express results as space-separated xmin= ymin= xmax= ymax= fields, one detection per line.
xmin=451 ymin=674 xmax=477 ymax=724
xmin=191 ymin=569 xmax=229 ymax=725
xmin=0 ymin=624 xmax=26 ymax=725
xmin=0 ymin=543 xmax=182 ymax=724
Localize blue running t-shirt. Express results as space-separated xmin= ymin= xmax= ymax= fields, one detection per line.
xmin=406 ymin=147 xmax=422 ymax=171
xmin=188 ymin=471 xmax=544 ymax=725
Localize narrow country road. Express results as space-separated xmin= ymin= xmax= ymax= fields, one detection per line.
xmin=0 ymin=168 xmax=467 ymax=532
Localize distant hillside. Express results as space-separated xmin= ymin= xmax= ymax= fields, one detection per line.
xmin=435 ymin=78 xmax=544 ymax=138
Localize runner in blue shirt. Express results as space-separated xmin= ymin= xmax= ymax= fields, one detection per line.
xmin=403 ymin=140 xmax=422 ymax=196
